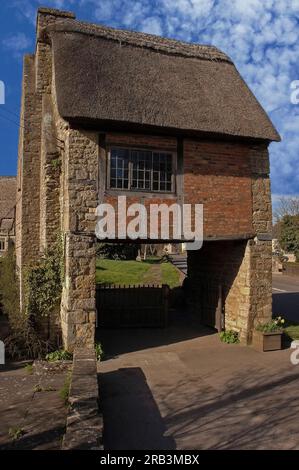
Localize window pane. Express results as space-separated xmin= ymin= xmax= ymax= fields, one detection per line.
xmin=131 ymin=150 xmax=152 ymax=190
xmin=111 ymin=157 xmax=117 ymax=168
xmin=110 ymin=148 xmax=129 ymax=189
xmin=152 ymin=152 xmax=173 ymax=191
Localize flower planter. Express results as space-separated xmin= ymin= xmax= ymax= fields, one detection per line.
xmin=252 ymin=329 xmax=283 ymax=352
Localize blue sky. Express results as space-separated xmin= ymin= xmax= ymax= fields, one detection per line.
xmin=0 ymin=0 xmax=299 ymax=201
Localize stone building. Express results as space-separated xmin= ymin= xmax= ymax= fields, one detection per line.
xmin=16 ymin=8 xmax=280 ymax=350
xmin=0 ymin=177 xmax=16 ymax=256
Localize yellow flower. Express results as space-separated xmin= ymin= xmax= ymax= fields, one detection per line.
xmin=281 ymin=319 xmax=285 ymax=324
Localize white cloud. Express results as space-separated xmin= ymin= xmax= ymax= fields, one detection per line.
xmin=140 ymin=17 xmax=163 ymax=36
xmin=2 ymin=33 xmax=32 ymax=58
xmin=10 ymin=0 xmax=75 ymax=25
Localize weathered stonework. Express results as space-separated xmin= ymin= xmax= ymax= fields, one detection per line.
xmin=0 ymin=177 xmax=16 ymax=257
xmin=61 ymin=234 xmax=96 ymax=350
xmin=62 ymin=348 xmax=103 ymax=450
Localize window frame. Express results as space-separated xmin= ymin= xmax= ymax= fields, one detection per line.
xmin=106 ymin=145 xmax=177 ymax=194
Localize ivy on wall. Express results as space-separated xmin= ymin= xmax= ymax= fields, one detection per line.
xmin=24 ymin=234 xmax=64 ymax=320
xmin=0 ymin=235 xmax=64 ymax=358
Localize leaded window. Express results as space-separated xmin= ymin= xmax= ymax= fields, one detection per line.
xmin=108 ymin=147 xmax=175 ymax=192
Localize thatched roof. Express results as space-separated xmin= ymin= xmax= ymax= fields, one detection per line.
xmin=0 ymin=177 xmax=16 ymax=232
xmin=42 ymin=18 xmax=280 ymax=142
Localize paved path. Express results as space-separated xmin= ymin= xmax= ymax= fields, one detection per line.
xmin=273 ymin=273 xmax=299 ymax=323
xmin=0 ymin=361 xmax=70 ymax=450
xmin=98 ymin=313 xmax=299 ymax=450
xmin=273 ymin=273 xmax=299 ymax=293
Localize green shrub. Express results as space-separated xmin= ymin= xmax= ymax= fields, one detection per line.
xmin=255 ymin=316 xmax=285 ymax=333
xmin=0 ymin=244 xmax=21 ymax=330
xmin=60 ymin=372 xmax=72 ymax=405
xmin=24 ymin=235 xmax=64 ymax=322
xmin=97 ymin=242 xmax=138 ymax=260
xmin=0 ymin=238 xmax=64 ymax=359
xmin=95 ymin=342 xmax=104 ymax=361
xmin=45 ymin=350 xmax=73 ymax=362
xmin=24 ymin=363 xmax=33 ymax=374
xmin=0 ymin=246 xmax=48 ymax=359
xmin=219 ymin=330 xmax=240 ymax=344
xmin=8 ymin=427 xmax=25 ymax=441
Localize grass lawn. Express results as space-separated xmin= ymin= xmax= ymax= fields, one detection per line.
xmin=96 ymin=257 xmax=181 ymax=288
xmin=96 ymin=259 xmax=151 ymax=285
xmin=285 ymin=323 xmax=299 ymax=340
xmin=161 ymin=261 xmax=181 ymax=289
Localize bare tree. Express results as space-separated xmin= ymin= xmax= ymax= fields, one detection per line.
xmin=273 ymin=196 xmax=299 ymax=222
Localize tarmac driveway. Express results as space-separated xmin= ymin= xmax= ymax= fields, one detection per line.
xmin=98 ymin=312 xmax=299 ymax=450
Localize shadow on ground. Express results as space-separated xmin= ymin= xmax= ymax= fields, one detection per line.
xmin=100 ymin=367 xmax=176 ymax=450
xmin=96 ymin=308 xmax=215 ymax=359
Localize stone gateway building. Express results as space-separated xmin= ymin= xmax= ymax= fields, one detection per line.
xmin=16 ymin=8 xmax=280 ymax=350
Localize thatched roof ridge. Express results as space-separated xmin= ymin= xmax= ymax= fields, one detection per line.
xmin=42 ymin=19 xmax=232 ymax=63
xmin=37 ymin=7 xmax=75 ymax=19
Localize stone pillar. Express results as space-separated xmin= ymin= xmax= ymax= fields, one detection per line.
xmin=61 ymin=233 xmax=96 ymax=351
xmin=247 ymin=239 xmax=272 ymax=341
xmin=60 ymin=128 xmax=99 ymax=351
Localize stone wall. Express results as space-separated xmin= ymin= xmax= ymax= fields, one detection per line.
xmin=250 ymin=144 xmax=272 ymax=234
xmin=16 ymin=54 xmax=42 ymax=306
xmin=62 ymin=347 xmax=103 ymax=450
xmin=40 ymin=94 xmax=61 ymax=251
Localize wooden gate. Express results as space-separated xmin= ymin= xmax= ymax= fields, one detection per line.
xmin=96 ymin=284 xmax=170 ymax=328
xmin=193 ymin=276 xmax=223 ymax=331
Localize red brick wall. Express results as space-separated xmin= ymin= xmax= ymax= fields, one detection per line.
xmin=102 ymin=133 xmax=254 ymax=239
xmin=184 ymin=139 xmax=253 ymax=238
